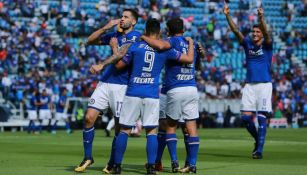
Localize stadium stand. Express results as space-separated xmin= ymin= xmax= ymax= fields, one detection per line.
xmin=0 ymin=0 xmax=306 ymax=130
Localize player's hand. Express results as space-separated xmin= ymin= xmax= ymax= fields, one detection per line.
xmin=109 ymin=37 xmax=118 ymax=49
xmin=103 ymin=19 xmax=120 ymax=30
xmin=90 ymin=64 xmax=104 ymax=74
xmin=223 ymin=1 xmax=230 ymax=15
xmin=257 ymin=7 xmax=264 ymax=18
xmin=197 ymin=42 xmax=206 ymax=56
xmin=185 ymin=37 xmax=194 ymax=44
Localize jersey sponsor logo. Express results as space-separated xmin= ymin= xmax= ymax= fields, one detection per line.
xmin=133 ymin=77 xmax=154 ymax=84
xmin=176 ymin=74 xmax=194 ymax=80
xmin=89 ymin=98 xmax=95 ymax=104
xmin=248 ymin=48 xmax=264 ymax=57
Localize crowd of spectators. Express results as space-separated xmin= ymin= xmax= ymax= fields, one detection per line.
xmin=0 ymin=0 xmax=306 ymax=124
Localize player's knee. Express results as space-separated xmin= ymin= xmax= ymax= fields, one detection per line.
xmin=85 ymin=113 xmax=97 ymax=126
xmin=258 ymin=112 xmax=271 ymax=118
xmin=241 ymin=111 xmax=253 ymax=116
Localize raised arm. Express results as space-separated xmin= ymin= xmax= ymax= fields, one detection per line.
xmin=89 ymin=43 xmax=131 ymax=74
xmin=257 ymin=7 xmax=272 ymax=44
xmin=87 ymin=19 xmax=120 ymax=45
xmin=140 ymin=35 xmax=171 ymax=50
xmin=223 ymin=2 xmax=244 ymax=43
xmin=178 ymin=37 xmax=194 ymax=64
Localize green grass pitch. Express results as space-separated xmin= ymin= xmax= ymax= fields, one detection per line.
xmin=1 ymin=128 xmax=307 ymax=175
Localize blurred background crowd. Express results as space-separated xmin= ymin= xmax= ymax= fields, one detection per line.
xmin=0 ymin=0 xmax=306 ymax=128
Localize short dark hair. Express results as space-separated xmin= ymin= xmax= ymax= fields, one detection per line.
xmin=253 ymin=24 xmax=260 ymax=29
xmin=123 ymin=9 xmax=139 ymax=22
xmin=166 ymin=18 xmax=184 ymax=36
xmin=145 ymin=18 xmax=160 ymax=35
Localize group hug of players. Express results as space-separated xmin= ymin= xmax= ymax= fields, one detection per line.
xmin=74 ymin=2 xmax=273 ymax=175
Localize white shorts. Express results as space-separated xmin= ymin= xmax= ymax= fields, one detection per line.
xmin=27 ymin=110 xmax=38 ymax=120
xmin=166 ymin=86 xmax=199 ymax=121
xmin=55 ymin=112 xmax=68 ymax=120
xmin=119 ymin=96 xmax=159 ymax=128
xmin=39 ymin=109 xmax=52 ymax=120
xmin=88 ymin=82 xmax=127 ymax=118
xmin=159 ymin=93 xmax=167 ymax=119
xmin=241 ymin=82 xmax=272 ymax=112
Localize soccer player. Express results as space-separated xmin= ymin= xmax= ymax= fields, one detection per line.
xmin=51 ymin=88 xmax=72 ymax=134
xmin=74 ymin=9 xmax=141 ymax=173
xmin=141 ymin=18 xmax=204 ymax=173
xmin=38 ymin=89 xmax=52 ymax=133
xmin=110 ymin=18 xmax=194 ymax=175
xmin=223 ymin=2 xmax=272 ymax=159
xmin=25 ymin=89 xmax=39 ymax=134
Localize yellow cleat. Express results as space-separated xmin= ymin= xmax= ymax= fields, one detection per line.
xmin=102 ymin=164 xmax=113 ymax=174
xmin=74 ymin=159 xmax=94 ymax=172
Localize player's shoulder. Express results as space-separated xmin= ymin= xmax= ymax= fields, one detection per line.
xmin=127 ymin=30 xmax=141 ymax=38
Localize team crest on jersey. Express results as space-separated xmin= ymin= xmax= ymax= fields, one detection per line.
xmin=122 ymin=38 xmax=126 ymax=43
xmin=89 ymin=98 xmax=95 ymax=104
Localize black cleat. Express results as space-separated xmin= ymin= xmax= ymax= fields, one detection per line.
xmin=146 ymin=164 xmax=157 ymax=175
xmin=171 ymin=161 xmax=180 ymax=173
xmin=252 ymin=152 xmax=263 ymax=159
xmin=112 ymin=164 xmax=121 ymax=174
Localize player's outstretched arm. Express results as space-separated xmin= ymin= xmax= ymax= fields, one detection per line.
xmin=197 ymin=42 xmax=206 ymax=59
xmin=87 ymin=19 xmax=120 ymax=45
xmin=258 ymin=7 xmax=272 ymax=44
xmin=223 ymin=1 xmax=244 ymax=43
xmin=178 ymin=37 xmax=194 ymax=64
xmin=140 ymin=35 xmax=171 ymax=50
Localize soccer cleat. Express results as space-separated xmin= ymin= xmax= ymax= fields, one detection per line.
xmin=112 ymin=164 xmax=121 ymax=174
xmin=146 ymin=164 xmax=157 ymax=175
xmin=252 ymin=152 xmax=263 ymax=159
xmin=154 ymin=161 xmax=163 ymax=171
xmin=74 ymin=158 xmax=94 ymax=172
xmin=179 ymin=165 xmax=197 ymax=173
xmin=171 ymin=161 xmax=180 ymax=173
xmin=102 ymin=164 xmax=113 ymax=174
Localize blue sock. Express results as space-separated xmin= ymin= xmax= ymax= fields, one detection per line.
xmin=166 ymin=133 xmax=178 ymax=162
xmin=65 ymin=122 xmax=71 ymax=130
xmin=28 ymin=120 xmax=34 ymax=132
xmin=257 ymin=115 xmax=267 ymax=154
xmin=114 ymin=132 xmax=128 ymax=164
xmin=155 ymin=130 xmax=166 ymax=163
xmin=147 ymin=134 xmax=158 ymax=165
xmin=30 ymin=121 xmax=36 ymax=132
xmin=108 ymin=136 xmax=117 ymax=166
xmin=188 ymin=136 xmax=199 ymax=166
xmin=184 ymin=134 xmax=190 ymax=165
xmin=241 ymin=115 xmax=258 ymax=142
xmin=52 ymin=121 xmax=58 ymax=131
xmin=83 ymin=126 xmax=95 ymax=159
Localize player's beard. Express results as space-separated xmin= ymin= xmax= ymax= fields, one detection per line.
xmin=120 ymin=22 xmax=132 ymax=31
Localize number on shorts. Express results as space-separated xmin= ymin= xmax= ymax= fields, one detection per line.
xmin=116 ymin=101 xmax=123 ymax=117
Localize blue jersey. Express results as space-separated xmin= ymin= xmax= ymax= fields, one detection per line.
xmin=164 ymin=36 xmax=200 ymax=92
xmin=56 ymin=95 xmax=66 ymax=113
xmin=100 ymin=30 xmax=141 ymax=85
xmin=40 ymin=95 xmax=50 ymax=110
xmin=27 ymin=95 xmax=37 ymax=110
xmin=122 ymin=41 xmax=182 ymax=99
xmin=241 ymin=37 xmax=272 ymax=83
